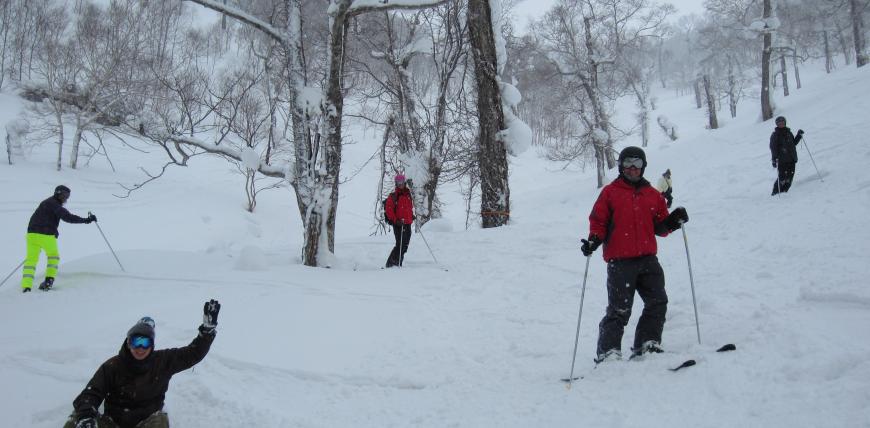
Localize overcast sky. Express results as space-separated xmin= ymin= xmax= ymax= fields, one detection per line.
xmin=511 ymin=0 xmax=705 ymax=33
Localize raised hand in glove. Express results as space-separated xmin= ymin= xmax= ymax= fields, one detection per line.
xmin=796 ymin=129 xmax=804 ymax=136
xmin=200 ymin=299 xmax=221 ymax=334
xmin=86 ymin=213 xmax=97 ymax=223
xmin=663 ymin=207 xmax=689 ymax=231
xmin=75 ymin=418 xmax=97 ymax=428
xmin=580 ymin=235 xmax=602 ymax=257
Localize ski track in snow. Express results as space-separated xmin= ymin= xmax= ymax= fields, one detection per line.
xmin=1 ymin=67 xmax=870 ymax=427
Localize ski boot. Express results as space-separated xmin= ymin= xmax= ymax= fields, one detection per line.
xmin=22 ymin=287 xmax=32 ymax=293
xmin=630 ymin=340 xmax=664 ymax=360
xmin=38 ymin=277 xmax=54 ymax=291
xmin=594 ymin=349 xmax=622 ymax=364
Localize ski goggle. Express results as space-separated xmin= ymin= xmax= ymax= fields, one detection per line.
xmin=129 ymin=335 xmax=153 ymax=349
xmin=621 ymin=157 xmax=643 ymax=169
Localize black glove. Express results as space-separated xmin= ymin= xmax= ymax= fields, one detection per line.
xmin=664 ymin=207 xmax=689 ymax=231
xmin=75 ymin=418 xmax=97 ymax=428
xmin=200 ymin=299 xmax=220 ymax=333
xmin=771 ymin=159 xmax=777 ymax=168
xmin=796 ymin=129 xmax=804 ymax=136
xmin=580 ymin=235 xmax=602 ymax=257
xmin=86 ymin=214 xmax=97 ymax=223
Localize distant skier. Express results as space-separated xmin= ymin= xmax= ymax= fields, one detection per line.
xmin=21 ymin=185 xmax=95 ymax=292
xmin=655 ymin=169 xmax=673 ymax=208
xmin=770 ymin=116 xmax=804 ymax=195
xmin=64 ymin=300 xmax=220 ymax=428
xmin=384 ymin=174 xmax=414 ymax=268
xmin=580 ymin=146 xmax=689 ymax=363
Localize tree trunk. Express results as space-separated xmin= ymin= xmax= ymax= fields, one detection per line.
xmin=727 ymin=57 xmax=737 ymax=118
xmin=792 ymin=50 xmax=801 ymax=89
xmin=760 ymin=0 xmax=773 ymax=121
xmin=703 ymin=74 xmax=718 ymax=129
xmin=55 ymin=106 xmax=64 ymax=171
xmin=849 ymin=0 xmax=868 ymax=67
xmin=5 ymin=134 xmax=12 ymax=165
xmin=824 ymin=30 xmax=833 ymax=73
xmin=467 ymin=0 xmax=509 ymax=228
xmin=657 ymin=39 xmax=666 ymax=88
xmin=835 ymin=22 xmax=852 ymax=65
xmin=302 ymin=1 xmax=351 ymax=265
xmin=780 ymin=54 xmax=789 ymax=97
xmin=693 ymin=77 xmax=703 ymax=108
xmin=70 ymin=121 xmax=83 ymax=169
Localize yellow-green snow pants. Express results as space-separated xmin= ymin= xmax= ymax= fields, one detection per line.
xmin=21 ymin=232 xmax=59 ymax=290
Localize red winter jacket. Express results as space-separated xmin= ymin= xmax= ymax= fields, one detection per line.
xmin=386 ymin=188 xmax=414 ymax=225
xmin=588 ymin=177 xmax=670 ymax=261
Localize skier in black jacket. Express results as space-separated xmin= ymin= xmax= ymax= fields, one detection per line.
xmin=770 ymin=116 xmax=804 ymax=195
xmin=64 ymin=300 xmax=220 ymax=428
xmin=21 ymin=185 xmax=95 ymax=292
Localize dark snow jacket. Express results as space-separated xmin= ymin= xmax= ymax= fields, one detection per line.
xmin=72 ymin=330 xmax=216 ymax=428
xmin=27 ymin=196 xmax=89 ymax=237
xmin=770 ymin=126 xmax=802 ymax=164
xmin=385 ymin=188 xmax=414 ymax=225
xmin=588 ymin=177 xmax=671 ymax=262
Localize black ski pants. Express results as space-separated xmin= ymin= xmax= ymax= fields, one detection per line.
xmin=597 ymin=255 xmax=668 ymax=356
xmin=772 ymin=161 xmax=796 ymax=195
xmin=386 ymin=223 xmax=411 ymax=267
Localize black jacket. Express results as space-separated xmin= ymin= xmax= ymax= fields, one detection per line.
xmin=27 ymin=196 xmax=89 ymax=237
xmin=770 ymin=126 xmax=802 ymax=164
xmin=72 ymin=329 xmax=216 ymax=428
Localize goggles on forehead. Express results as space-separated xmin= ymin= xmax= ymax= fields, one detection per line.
xmin=621 ymin=157 xmax=643 ymax=169
xmin=129 ymin=335 xmax=153 ymax=349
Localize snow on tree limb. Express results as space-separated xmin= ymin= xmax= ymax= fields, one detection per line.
xmin=168 ymin=135 xmax=290 ymax=179
xmin=185 ymin=0 xmax=287 ymax=45
xmin=347 ymin=0 xmax=449 ymax=17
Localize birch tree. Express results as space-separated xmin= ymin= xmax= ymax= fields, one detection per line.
xmin=173 ymin=0 xmax=447 ymax=266
xmin=535 ymin=0 xmax=672 ymax=187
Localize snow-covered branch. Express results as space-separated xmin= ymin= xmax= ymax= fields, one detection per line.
xmin=348 ymin=0 xmax=449 ymax=17
xmin=185 ymin=0 xmax=287 ymax=45
xmin=168 ymin=135 xmax=290 ymax=179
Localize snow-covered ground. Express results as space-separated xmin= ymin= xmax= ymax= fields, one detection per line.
xmin=1 ymin=63 xmax=869 ymax=427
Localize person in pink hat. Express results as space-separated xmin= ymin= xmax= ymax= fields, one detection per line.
xmin=384 ymin=174 xmax=414 ymax=267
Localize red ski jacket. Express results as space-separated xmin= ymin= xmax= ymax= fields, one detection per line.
xmin=588 ymin=177 xmax=671 ymax=261
xmin=386 ymin=188 xmax=414 ymax=225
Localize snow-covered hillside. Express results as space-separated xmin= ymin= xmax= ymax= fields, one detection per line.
xmin=1 ymin=64 xmax=868 ymax=427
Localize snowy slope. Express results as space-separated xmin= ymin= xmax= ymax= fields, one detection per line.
xmin=1 ymin=64 xmax=869 ymax=428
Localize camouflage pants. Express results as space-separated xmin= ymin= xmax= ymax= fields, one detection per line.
xmin=63 ymin=411 xmax=169 ymax=428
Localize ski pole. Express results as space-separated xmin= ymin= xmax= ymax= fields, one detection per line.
xmin=801 ymin=135 xmax=823 ymax=182
xmin=681 ymin=225 xmax=701 ymax=344
xmin=416 ymin=226 xmax=440 ymax=265
xmin=0 ymin=260 xmax=25 ymax=288
xmin=89 ymin=212 xmax=125 ymax=272
xmin=564 ymin=255 xmax=591 ymax=389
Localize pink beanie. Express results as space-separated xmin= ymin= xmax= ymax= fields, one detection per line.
xmin=394 ymin=174 xmax=406 ymax=184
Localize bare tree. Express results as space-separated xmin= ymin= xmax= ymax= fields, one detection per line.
xmin=467 ymin=0 xmax=510 ymax=227
xmin=849 ymin=0 xmax=868 ymax=66
xmin=760 ymin=0 xmax=774 ymax=121
xmin=177 ymin=0 xmax=447 ymax=266
xmin=534 ymin=0 xmax=672 ymax=187
xmin=702 ymin=74 xmax=718 ymax=129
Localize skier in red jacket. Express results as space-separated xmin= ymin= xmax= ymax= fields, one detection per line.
xmin=580 ymin=146 xmax=689 ymax=363
xmin=384 ymin=174 xmax=415 ymax=267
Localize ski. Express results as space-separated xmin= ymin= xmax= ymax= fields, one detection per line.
xmin=669 ymin=343 xmax=736 ymax=372
xmin=563 ymin=343 xmax=737 ymax=384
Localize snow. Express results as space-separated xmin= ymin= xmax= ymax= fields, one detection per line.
xmin=2 ymin=63 xmax=870 ymax=428
xmin=239 ymin=147 xmax=260 ymax=171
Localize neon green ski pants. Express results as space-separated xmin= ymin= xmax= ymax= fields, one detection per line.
xmin=21 ymin=233 xmax=59 ymax=290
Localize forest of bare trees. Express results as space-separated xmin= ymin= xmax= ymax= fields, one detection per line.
xmin=1 ymin=0 xmax=866 ymax=266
